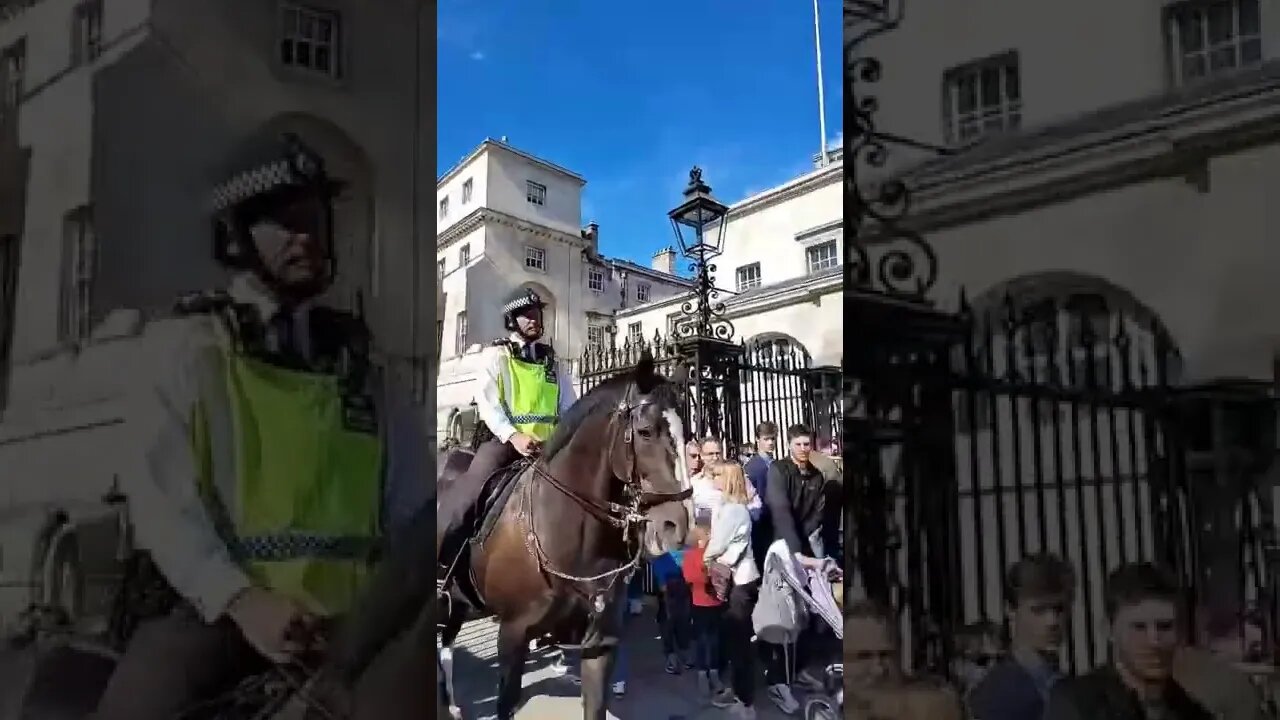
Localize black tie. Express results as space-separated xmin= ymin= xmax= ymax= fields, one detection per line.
xmin=273 ymin=311 xmax=300 ymax=362
xmin=520 ymin=343 xmax=537 ymax=363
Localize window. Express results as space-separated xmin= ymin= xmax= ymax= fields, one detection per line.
xmin=2 ymin=39 xmax=25 ymax=114
xmin=636 ymin=282 xmax=651 ymax=303
xmin=666 ymin=311 xmax=683 ymax=337
xmin=736 ymin=262 xmax=762 ymax=291
xmin=437 ymin=258 xmax=445 ymax=279
xmin=627 ymin=322 xmax=643 ymax=345
xmin=438 ymin=196 xmax=449 ymax=220
xmin=455 ymin=311 xmax=468 ymax=354
xmin=943 ymin=52 xmax=1021 ymax=144
xmin=524 ymin=245 xmax=546 ymax=271
xmin=1168 ymin=0 xmax=1262 ymax=84
xmin=806 ymin=240 xmax=839 ymax=274
xmin=279 ymin=2 xmax=342 ymax=78
xmin=459 ymin=243 xmax=470 ymax=266
xmin=587 ymin=266 xmax=604 ymax=293
xmin=461 ymin=178 xmax=473 ymax=204
xmin=526 ymin=180 xmax=546 ymax=206
xmin=587 ymin=324 xmax=605 ymax=349
xmin=71 ymin=0 xmax=103 ymax=65
xmin=60 ymin=207 xmax=95 ymax=342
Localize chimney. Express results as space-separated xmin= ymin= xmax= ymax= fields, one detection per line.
xmin=582 ymin=221 xmax=599 ymax=252
xmin=652 ymin=246 xmax=677 ymax=275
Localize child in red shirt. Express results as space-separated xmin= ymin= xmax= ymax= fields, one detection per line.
xmin=682 ymin=521 xmax=725 ymax=695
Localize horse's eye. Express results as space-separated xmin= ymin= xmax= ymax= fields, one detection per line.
xmin=636 ymin=427 xmax=654 ymax=438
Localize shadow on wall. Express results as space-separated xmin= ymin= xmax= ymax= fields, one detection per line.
xmin=90 ymin=42 xmax=377 ymax=321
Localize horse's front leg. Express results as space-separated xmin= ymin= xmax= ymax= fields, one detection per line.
xmin=494 ymin=620 xmax=532 ymax=719
xmin=579 ymin=584 xmax=626 ymax=720
xmin=439 ymin=604 xmax=465 ymax=719
xmin=578 ymin=643 xmax=616 ymax=720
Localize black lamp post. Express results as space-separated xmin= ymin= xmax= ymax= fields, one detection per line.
xmin=669 ymin=166 xmax=734 ymax=342
xmin=668 ymin=167 xmax=742 ymax=444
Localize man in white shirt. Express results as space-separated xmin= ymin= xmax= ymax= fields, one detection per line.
xmin=92 ymin=134 xmax=430 ymax=720
xmin=691 ymin=437 xmax=761 ymax=524
xmin=435 ymin=288 xmax=576 ymax=576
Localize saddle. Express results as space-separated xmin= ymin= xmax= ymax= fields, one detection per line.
xmin=437 ymin=452 xmax=531 ymax=610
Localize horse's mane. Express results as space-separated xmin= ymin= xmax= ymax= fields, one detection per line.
xmin=543 ymin=372 xmax=678 ymax=461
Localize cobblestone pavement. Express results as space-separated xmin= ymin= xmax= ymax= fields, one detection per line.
xmin=447 ymin=600 xmax=832 ymax=719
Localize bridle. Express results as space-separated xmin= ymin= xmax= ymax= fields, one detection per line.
xmin=517 ymin=382 xmax=692 ymax=604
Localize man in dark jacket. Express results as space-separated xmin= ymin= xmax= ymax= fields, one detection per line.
xmin=1044 ymin=562 xmax=1213 ymax=720
xmin=969 ymin=553 xmax=1075 ymax=720
xmin=760 ymin=423 xmax=833 ymax=713
xmin=743 ymin=420 xmax=777 ymax=569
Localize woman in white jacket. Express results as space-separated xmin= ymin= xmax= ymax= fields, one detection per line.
xmin=704 ymin=462 xmax=762 ymax=718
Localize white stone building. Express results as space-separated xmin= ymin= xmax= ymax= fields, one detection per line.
xmin=0 ymin=0 xmax=432 ymax=406
xmin=0 ymin=0 xmax=429 ymax=632
xmin=616 ymin=156 xmax=843 ymax=367
xmin=855 ymin=0 xmax=1280 ymax=667
xmin=435 ymin=139 xmax=691 ymax=439
xmin=614 ymin=154 xmax=844 ymax=443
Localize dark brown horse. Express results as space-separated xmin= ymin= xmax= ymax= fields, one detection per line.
xmin=438 ymin=356 xmax=692 ymax=719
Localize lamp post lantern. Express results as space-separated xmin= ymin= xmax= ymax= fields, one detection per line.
xmin=668 ymin=166 xmax=742 ymax=445
xmin=669 ymin=166 xmax=734 ymax=342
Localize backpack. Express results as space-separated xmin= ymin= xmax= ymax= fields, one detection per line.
xmin=752 ymin=540 xmax=808 ymax=644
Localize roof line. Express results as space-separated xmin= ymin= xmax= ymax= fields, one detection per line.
xmin=437 ymin=138 xmax=586 ymax=188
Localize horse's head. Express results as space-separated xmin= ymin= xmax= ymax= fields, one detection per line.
xmin=607 ymin=354 xmax=692 ymax=556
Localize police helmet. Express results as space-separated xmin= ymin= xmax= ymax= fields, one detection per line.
xmin=502 ymin=288 xmax=547 ymax=331
xmin=210 ymin=132 xmax=346 ymax=286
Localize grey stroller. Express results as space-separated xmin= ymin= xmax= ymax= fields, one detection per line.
xmin=753 ymin=540 xmax=843 ymax=719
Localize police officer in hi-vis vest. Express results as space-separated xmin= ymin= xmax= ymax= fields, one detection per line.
xmin=436 ymin=288 xmax=576 ymax=570
xmin=93 ymin=133 xmax=429 ymax=720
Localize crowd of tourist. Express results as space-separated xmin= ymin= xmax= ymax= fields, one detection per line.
xmin=551 ymin=420 xmax=844 ymax=718
xmin=847 ymin=553 xmax=1277 ymax=720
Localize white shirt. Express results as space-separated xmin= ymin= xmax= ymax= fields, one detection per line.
xmin=692 ymin=470 xmax=762 ymax=523
xmin=229 ymin=274 xmax=313 ymax=358
xmin=691 ymin=472 xmax=722 ymax=521
xmin=705 ymin=501 xmax=759 ymax=585
xmin=473 ymin=333 xmax=576 ymax=443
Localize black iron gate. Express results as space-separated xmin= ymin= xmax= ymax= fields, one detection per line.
xmin=845 ymin=0 xmax=1275 ymax=676
xmin=577 ymin=331 xmax=842 ymax=451
xmin=849 ymin=289 xmax=1194 ymax=673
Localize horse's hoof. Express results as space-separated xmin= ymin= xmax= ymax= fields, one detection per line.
xmin=448 ymin=705 xmax=464 ymax=719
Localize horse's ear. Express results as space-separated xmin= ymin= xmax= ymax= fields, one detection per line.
xmin=633 ymin=350 xmax=657 ymax=392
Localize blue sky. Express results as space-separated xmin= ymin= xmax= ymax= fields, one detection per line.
xmin=437 ymin=1 xmax=843 ymax=266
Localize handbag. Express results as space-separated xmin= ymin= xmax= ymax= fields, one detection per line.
xmin=706 ymin=560 xmax=733 ymax=602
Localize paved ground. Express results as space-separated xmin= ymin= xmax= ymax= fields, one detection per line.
xmin=446 ymin=599 xmax=832 ymax=719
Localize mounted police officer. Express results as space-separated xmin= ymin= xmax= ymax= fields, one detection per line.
xmin=93 ymin=132 xmax=429 ymax=720
xmin=435 ymin=287 xmax=577 ymax=572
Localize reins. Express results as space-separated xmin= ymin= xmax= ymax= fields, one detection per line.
xmin=516 ymin=391 xmax=691 ymax=595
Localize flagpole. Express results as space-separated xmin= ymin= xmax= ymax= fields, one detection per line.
xmin=813 ymin=0 xmax=828 ymax=167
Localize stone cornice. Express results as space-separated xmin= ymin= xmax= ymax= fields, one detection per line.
xmin=436 ymin=207 xmax=589 ymax=251
xmin=721 ymin=161 xmax=842 ymax=223
xmin=607 ymin=259 xmax=694 ymax=288
xmin=616 ymin=271 xmax=841 ymax=321
xmin=891 ymin=81 xmax=1280 ymax=233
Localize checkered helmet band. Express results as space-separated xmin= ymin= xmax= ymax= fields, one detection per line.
xmin=209 ymin=159 xmax=298 ymax=213
xmin=503 ymin=290 xmax=544 ymax=315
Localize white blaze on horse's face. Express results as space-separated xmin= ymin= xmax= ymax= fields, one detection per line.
xmin=663 ymin=408 xmax=694 ymax=529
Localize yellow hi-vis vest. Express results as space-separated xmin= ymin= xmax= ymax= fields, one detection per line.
xmin=497 ymin=351 xmax=561 ymax=442
xmin=190 ymin=325 xmax=383 ymax=617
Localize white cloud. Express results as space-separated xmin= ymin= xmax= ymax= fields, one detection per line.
xmin=469 ymin=50 xmax=486 ymax=61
